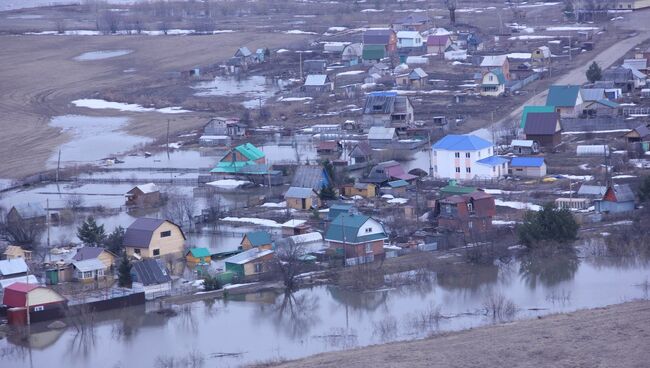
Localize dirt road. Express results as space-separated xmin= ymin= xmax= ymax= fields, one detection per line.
xmin=263 ymin=300 xmax=650 ymax=368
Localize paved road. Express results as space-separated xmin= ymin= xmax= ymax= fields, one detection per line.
xmin=477 ymin=10 xmax=650 ymax=135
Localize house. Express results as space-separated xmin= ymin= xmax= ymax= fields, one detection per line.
xmin=325 ymin=213 xmax=388 ymax=266
xmin=303 ymin=59 xmax=328 ymax=74
xmin=203 ymin=117 xmax=246 ymax=137
xmin=0 ymin=258 xmax=29 ymax=280
xmin=284 ymin=187 xmax=320 ymax=210
xmin=384 ymin=179 xmax=409 ymax=195
xmin=316 ymin=141 xmax=341 ymax=154
xmin=546 ymin=85 xmax=583 ymax=117
xmin=72 ymin=246 xmax=116 ymax=270
xmin=581 ymin=99 xmax=621 ymax=117
xmin=577 ymin=184 xmax=607 ymax=200
xmin=363 ymin=29 xmax=397 ymax=52
xmin=409 ymin=68 xmax=428 ymax=89
xmin=532 ymin=46 xmax=551 ymax=64
xmin=480 ymin=55 xmax=510 ymax=80
xmin=623 ymin=123 xmax=650 ymax=143
xmin=224 ymin=247 xmax=274 ymax=279
xmin=511 ymin=139 xmax=540 ymax=155
xmin=523 ymin=112 xmax=562 ymax=148
xmin=363 ymin=160 xmax=417 ymax=185
xmin=328 ymin=203 xmax=354 ymax=221
xmin=509 ymin=157 xmax=547 ymax=178
xmin=229 ymin=47 xmax=254 ymax=68
xmin=241 ymin=231 xmax=273 ymax=251
xmin=621 ymin=63 xmax=647 ymax=88
xmin=595 ymin=184 xmax=635 ymax=213
xmin=602 ymin=67 xmax=634 ymax=92
xmin=362 ymin=44 xmax=387 ymax=64
xmin=71 ymin=259 xmax=106 ymax=282
xmin=291 ymin=165 xmax=331 ymax=191
xmin=303 ymin=74 xmax=333 ymax=94
xmin=7 ymin=203 xmax=46 ymax=226
xmin=396 ymin=31 xmax=424 ymax=50
xmin=123 ymin=218 xmax=185 ymax=258
xmin=3 ymin=245 xmax=32 ymax=261
xmin=281 ymin=219 xmax=310 ymax=236
xmin=131 ymin=259 xmax=172 ymax=300
xmin=624 ymin=58 xmax=647 ymax=72
xmin=2 ymin=283 xmax=67 ymax=323
xmin=361 ymin=92 xmax=414 ymax=129
xmin=580 ymin=88 xmax=606 ymax=103
xmin=211 ymin=143 xmax=266 ymax=175
xmin=342 ymin=43 xmax=363 ymax=65
xmin=427 ymin=35 xmax=452 ymax=54
xmin=434 ymin=191 xmax=496 ymax=235
xmin=457 ymin=32 xmax=483 ymax=51
xmin=125 ymin=183 xmax=161 ymax=207
xmin=255 ymin=48 xmax=268 ymax=63
xmin=342 ymin=182 xmax=377 ymax=198
xmin=348 ymin=141 xmax=373 ymax=166
xmin=368 ymin=127 xmax=397 ymax=148
xmin=392 ymin=14 xmax=430 ymax=32
xmin=520 ymin=106 xmax=556 ymax=128
xmin=185 ymin=248 xmax=211 ymax=264
xmin=480 ymin=69 xmax=506 ymax=96
xmin=432 ymin=134 xmax=508 ymax=180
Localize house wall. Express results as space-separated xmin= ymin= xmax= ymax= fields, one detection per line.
xmin=126 ymin=191 xmax=161 ymax=207
xmin=141 ymin=282 xmax=172 ymax=300
xmin=510 ymin=164 xmax=547 ymax=178
xmin=433 ymin=146 xmax=500 ymax=180
xmin=438 ymin=216 xmax=492 ymax=235
xmin=242 ymin=254 xmax=275 ymax=276
xmin=525 ymin=133 xmax=561 ymax=147
xmin=186 ymin=254 xmax=210 ymax=263
xmin=225 ymin=263 xmax=244 ymax=277
xmin=126 ymin=222 xmax=184 ymax=258
xmin=27 ymin=288 xmax=66 ymax=307
xmin=98 ymin=251 xmax=115 ymax=269
xmin=286 ymin=196 xmax=316 ymax=210
xmin=596 ymin=200 xmax=635 ymax=213
xmin=241 ymin=236 xmax=273 ymax=251
xmin=356 ymin=218 xmax=385 ymax=239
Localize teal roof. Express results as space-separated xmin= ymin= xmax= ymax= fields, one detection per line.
xmin=483 ymin=68 xmax=505 ymax=85
xmin=244 ymin=231 xmax=272 ymax=247
xmin=363 ymin=44 xmax=386 ymax=60
xmin=325 ymin=214 xmax=387 ymax=244
xmin=235 ymin=143 xmax=265 ymax=161
xmin=521 ymin=105 xmax=555 ymax=128
xmin=388 ymin=179 xmax=408 ymax=188
xmin=440 ymin=184 xmax=478 ymax=195
xmin=546 ymin=85 xmax=581 ymax=107
xmin=210 ymin=161 xmax=253 ymax=173
xmin=187 ymin=247 xmax=210 ymax=258
xmin=594 ymin=99 xmax=619 ymax=108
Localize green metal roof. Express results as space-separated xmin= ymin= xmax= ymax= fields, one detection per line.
xmin=363 ymin=44 xmax=386 ymax=60
xmin=244 ymin=231 xmax=272 ymax=247
xmin=595 ymin=99 xmax=620 ymax=108
xmin=520 ymin=105 xmax=555 ymax=128
xmin=325 ymin=213 xmax=387 ymax=244
xmin=483 ymin=68 xmax=505 ymax=85
xmin=210 ymin=161 xmax=252 ymax=173
xmin=546 ymin=85 xmax=581 ymax=108
xmin=187 ymin=247 xmax=210 ymax=258
xmin=388 ymin=179 xmax=408 ymax=188
xmin=235 ymin=143 xmax=265 ymax=161
xmin=440 ymin=184 xmax=478 ymax=196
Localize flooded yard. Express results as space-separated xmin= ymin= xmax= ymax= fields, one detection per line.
xmin=193 ymin=76 xmax=290 ymax=108
xmin=3 ymin=245 xmax=649 ymax=368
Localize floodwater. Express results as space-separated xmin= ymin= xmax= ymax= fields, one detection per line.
xmin=74 ymin=50 xmax=133 ymax=61
xmin=261 ymin=142 xmax=322 ymax=165
xmin=0 ymin=0 xmax=139 ymax=11
xmin=193 ymin=76 xmax=289 ymax=108
xmin=48 ymin=115 xmax=151 ymax=168
xmin=3 ymin=243 xmax=649 ymax=367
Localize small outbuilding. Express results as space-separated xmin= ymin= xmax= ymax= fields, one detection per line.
xmin=284 ymin=187 xmax=320 ymax=210
xmin=523 ymin=112 xmax=562 ymax=148
xmin=241 ymin=231 xmax=273 ymax=251
xmin=595 ymin=184 xmax=635 ymax=213
xmin=185 ymin=248 xmax=211 ymax=264
xmin=72 ymin=259 xmax=107 ymax=282
xmin=131 ymin=259 xmax=172 ymax=300
xmin=3 ymin=283 xmax=67 ymax=324
xmin=509 ymin=157 xmax=547 ymax=178
xmin=125 ymin=183 xmax=161 ymax=207
xmin=224 ymin=248 xmax=274 ymax=279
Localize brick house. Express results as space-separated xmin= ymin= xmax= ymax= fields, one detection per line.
xmin=325 ymin=213 xmax=388 ymax=266
xmin=433 ymin=191 xmax=496 ymax=235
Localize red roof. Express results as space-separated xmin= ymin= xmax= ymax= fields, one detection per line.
xmin=427 ymin=35 xmax=449 ymax=46
xmin=2 ymin=282 xmax=38 ymax=307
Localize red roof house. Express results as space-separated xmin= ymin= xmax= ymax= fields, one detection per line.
xmin=3 ymin=282 xmax=67 ymax=309
xmin=434 ymin=191 xmax=496 ymax=234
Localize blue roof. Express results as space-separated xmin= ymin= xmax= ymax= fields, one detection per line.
xmin=433 ymin=134 xmax=492 ymax=151
xmin=546 ymin=85 xmax=581 ymax=107
xmin=369 ymin=91 xmax=398 ymax=97
xmin=510 ymin=157 xmax=545 ymax=167
xmin=243 ymin=231 xmax=272 ymax=247
xmin=476 ymin=156 xmax=509 ymax=166
xmin=595 ymin=99 xmax=620 ymax=108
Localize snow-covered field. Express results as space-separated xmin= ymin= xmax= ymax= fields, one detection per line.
xmin=72 ymin=99 xmax=191 ymax=114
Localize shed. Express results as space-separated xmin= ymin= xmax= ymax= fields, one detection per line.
xmin=3 ymin=246 xmax=32 ymax=261
xmin=284 ymin=187 xmax=320 ymax=210
xmin=125 ymin=183 xmax=161 ymax=207
xmin=131 ymin=259 xmax=172 ymax=300
xmin=520 ymin=106 xmax=555 ymax=128
xmin=368 ymin=127 xmax=397 ymax=148
xmin=509 ymin=157 xmax=547 ymax=178
xmin=595 ymin=184 xmax=635 ymax=213
xmin=241 ymin=231 xmax=273 ymax=251
xmin=224 ymin=248 xmax=274 ymax=278
xmin=3 ymin=283 xmax=67 ymax=323
xmin=511 ymin=139 xmax=540 ymax=155
xmin=328 ymin=203 xmax=354 ymax=221
xmin=0 ymin=258 xmax=29 ymax=279
xmin=523 ymin=112 xmax=562 ymax=147
xmin=291 ymin=165 xmax=331 ymax=191
xmin=185 ymin=248 xmax=211 ymax=264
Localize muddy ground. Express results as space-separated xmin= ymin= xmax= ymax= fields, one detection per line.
xmin=260 ymin=299 xmax=650 ymax=368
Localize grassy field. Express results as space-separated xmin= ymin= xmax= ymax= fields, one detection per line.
xmin=261 ymin=300 xmax=650 ymax=368
xmin=0 ymin=32 xmax=307 ymax=178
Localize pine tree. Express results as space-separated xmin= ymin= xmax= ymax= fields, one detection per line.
xmin=639 ymin=176 xmax=650 ymax=202
xmin=103 ymin=226 xmax=125 ymax=255
xmin=517 ymin=203 xmax=579 ymax=248
xmin=118 ymin=255 xmax=132 ymax=288
xmin=76 ymin=216 xmax=106 ymax=246
xmin=586 ymin=62 xmax=602 ymax=83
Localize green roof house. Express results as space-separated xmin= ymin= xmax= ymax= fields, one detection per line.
xmin=545 ymin=85 xmax=583 ymax=117
xmin=211 ymin=143 xmax=266 ymax=174
xmin=363 ymin=44 xmax=387 ymax=62
xmin=240 ymin=231 xmax=273 ymax=251
xmin=480 ymin=69 xmax=506 ymax=97
xmin=520 ymin=106 xmax=555 ymax=128
xmin=325 ymin=213 xmax=388 ymax=266
xmin=185 ymin=247 xmax=211 ymax=264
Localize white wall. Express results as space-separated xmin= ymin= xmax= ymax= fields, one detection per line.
xmin=356 ymin=218 xmax=385 ymax=239
xmin=432 ymin=146 xmax=505 ymax=180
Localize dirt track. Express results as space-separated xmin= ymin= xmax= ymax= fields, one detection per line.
xmin=0 ymin=33 xmax=306 ymax=179
xmin=264 ymin=300 xmax=650 ymax=368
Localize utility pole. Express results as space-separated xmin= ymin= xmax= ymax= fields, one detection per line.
xmin=299 ymin=51 xmax=303 ymax=80
xmin=56 ymin=150 xmax=61 ymax=183
xmin=428 ymin=132 xmax=433 ymax=176
xmin=46 ymin=198 xmax=50 ymax=252
xmin=166 ymin=119 xmax=171 ymax=160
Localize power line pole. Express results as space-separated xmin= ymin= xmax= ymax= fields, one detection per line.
xmin=166 ymin=119 xmax=171 ymax=160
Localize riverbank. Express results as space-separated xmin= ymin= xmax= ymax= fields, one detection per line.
xmin=261 ymin=300 xmax=650 ymax=368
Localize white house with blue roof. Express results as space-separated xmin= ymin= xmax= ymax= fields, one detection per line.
xmin=432 ymin=134 xmax=508 ymax=180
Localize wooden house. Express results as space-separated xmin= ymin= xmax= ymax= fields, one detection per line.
xmin=328 ymin=203 xmax=354 ymax=221
xmin=348 ymin=141 xmax=373 ymax=166
xmin=546 ymin=85 xmax=583 ymax=117
xmin=480 ymin=69 xmax=506 ymax=96
xmin=241 ymin=231 xmax=273 ymax=251
xmin=427 ymin=35 xmax=452 ymax=54
xmin=284 ymin=187 xmax=320 ymax=210
xmin=581 ymin=99 xmax=621 ymax=117
xmin=480 ymin=55 xmax=510 ymax=80
xmin=0 ymin=258 xmax=32 ymax=289
xmin=211 ymin=143 xmax=266 ymax=175
xmin=511 ymin=139 xmax=540 ymax=155
xmin=185 ymin=248 xmax=211 ymax=264
xmin=3 ymin=245 xmax=32 ymax=261
xmin=281 ymin=219 xmax=310 ymax=236
xmin=392 ymin=14 xmax=430 ymax=32
xmin=362 ymin=29 xmax=397 ymax=53
xmin=523 ymin=112 xmax=562 ymax=148
xmin=341 ymin=43 xmax=363 ymax=65
xmin=342 ymin=182 xmax=377 ymax=198
xmin=368 ymin=127 xmax=397 ymax=148
xmin=291 ymin=165 xmax=331 ymax=191
xmin=409 ymin=68 xmax=428 ymax=89
xmin=361 ymin=92 xmax=414 ymax=130
xmin=123 ymin=218 xmax=185 ymax=258
xmin=325 ymin=213 xmax=388 ymax=266
xmin=532 ymin=46 xmax=551 ymax=65
xmin=125 ymin=183 xmax=161 ymax=207
xmin=7 ymin=203 xmax=46 ymax=227
xmin=303 ymin=74 xmax=334 ymax=95
xmin=72 ymin=247 xmax=116 ymax=270
xmin=71 ymin=259 xmax=106 ymax=282
xmin=224 ymin=248 xmax=275 ymax=279
xmin=595 ymin=184 xmax=636 ymax=213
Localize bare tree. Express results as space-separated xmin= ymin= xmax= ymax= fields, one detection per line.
xmin=98 ymin=10 xmax=121 ymax=34
xmin=0 ymin=208 xmax=44 ymax=248
xmin=445 ymin=0 xmax=457 ymax=25
xmin=272 ymin=237 xmax=308 ymax=290
xmin=55 ymin=19 xmax=66 ymax=34
xmin=163 ymin=192 xmax=196 ymax=230
xmin=66 ymin=194 xmax=85 ymax=212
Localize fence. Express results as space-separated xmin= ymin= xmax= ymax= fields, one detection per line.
xmin=561 ymin=117 xmax=637 ymax=132
xmin=506 ymin=72 xmax=541 ymax=93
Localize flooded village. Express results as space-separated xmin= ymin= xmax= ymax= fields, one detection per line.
xmin=1 ymin=0 xmax=650 ymax=367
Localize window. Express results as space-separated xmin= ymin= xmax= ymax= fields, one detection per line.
xmin=478 ymin=151 xmax=482 ymax=158
xmin=365 ymin=243 xmax=373 ymax=253
xmin=467 ymin=203 xmax=474 ymax=212
xmin=455 ymin=167 xmax=461 ymax=173
xmin=134 ymin=248 xmax=141 ymax=255
xmin=488 ymin=148 xmax=492 ymax=155
xmin=160 ymin=230 xmax=171 ymax=238
xmin=466 ymin=167 xmax=471 ymax=173
xmin=83 ymin=271 xmax=92 ymax=279
xmin=98 ymin=269 xmax=105 ymax=277
xmin=365 ymin=227 xmax=372 ymax=233
xmin=454 ymin=152 xmax=460 ymax=158
xmin=153 ymin=249 xmax=160 ymax=257
xmin=254 ymin=263 xmax=263 ymax=273
xmin=33 ymin=306 xmax=44 ymax=312
xmin=489 ymin=75 xmax=494 ymax=81
xmin=468 ymin=221 xmax=473 ymax=229
xmin=493 ymin=166 xmax=496 ymax=172
xmin=465 ymin=152 xmax=471 ymax=158
xmin=445 ymin=205 xmax=452 ymax=214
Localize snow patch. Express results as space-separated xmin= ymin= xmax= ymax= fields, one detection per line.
xmin=72 ymin=99 xmax=191 ymax=114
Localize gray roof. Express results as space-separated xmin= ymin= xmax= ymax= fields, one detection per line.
xmin=631 ymin=124 xmax=650 ymax=138
xmin=363 ymin=29 xmax=392 ymax=45
xmin=368 ymin=127 xmax=396 ymax=140
xmin=123 ymin=218 xmax=184 ymax=249
xmin=410 ymin=68 xmax=428 ymax=79
xmin=285 ymin=186 xmax=316 ymax=199
xmin=622 ymin=64 xmax=646 ymax=79
xmin=363 ymin=94 xmax=396 ymax=114
xmin=291 ymin=165 xmax=327 ymax=191
xmin=235 ymin=47 xmax=252 ymax=57
xmin=0 ymin=258 xmax=29 ymax=276
xmin=580 ymin=88 xmax=605 ymax=102
xmin=623 ymin=58 xmax=647 ymax=70
xmin=524 ymin=112 xmax=560 ymax=135
xmin=578 ymin=184 xmax=607 ymax=197
xmin=481 ymin=55 xmax=507 ymax=67
xmin=12 ymin=203 xmax=46 ymax=219
xmin=610 ymin=184 xmax=635 ymax=202
xmin=72 ymin=247 xmax=106 ymax=261
xmin=602 ymin=67 xmax=633 ymax=83
xmin=349 ymin=141 xmax=373 ymax=158
xmin=131 ymin=259 xmax=171 ymax=286
xmin=224 ymin=248 xmax=273 ymax=265
xmin=305 ymin=74 xmax=328 ymax=86
xmin=72 ymin=258 xmax=106 ymax=272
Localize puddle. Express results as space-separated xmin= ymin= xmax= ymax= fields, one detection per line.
xmin=74 ymin=50 xmax=132 ymax=61
xmin=193 ymin=76 xmax=290 ymax=107
xmin=48 ymin=115 xmax=151 ymax=168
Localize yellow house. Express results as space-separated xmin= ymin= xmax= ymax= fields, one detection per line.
xmin=123 ymin=218 xmax=185 ymax=258
xmin=72 ymin=247 xmax=116 ymax=270
xmin=3 ymin=245 xmax=32 ymax=261
xmin=284 ymin=187 xmax=320 ymax=210
xmin=185 ymin=248 xmax=211 ymax=264
xmin=343 ymin=182 xmax=377 ymax=198
xmin=240 ymin=231 xmax=273 ymax=251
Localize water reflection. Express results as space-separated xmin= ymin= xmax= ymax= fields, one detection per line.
xmin=519 ymin=248 xmax=580 ymax=289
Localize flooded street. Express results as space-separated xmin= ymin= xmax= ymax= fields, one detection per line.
xmin=3 ymin=245 xmax=649 ymax=368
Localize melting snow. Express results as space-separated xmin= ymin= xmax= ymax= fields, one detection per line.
xmin=72 ymin=99 xmax=191 ymax=114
